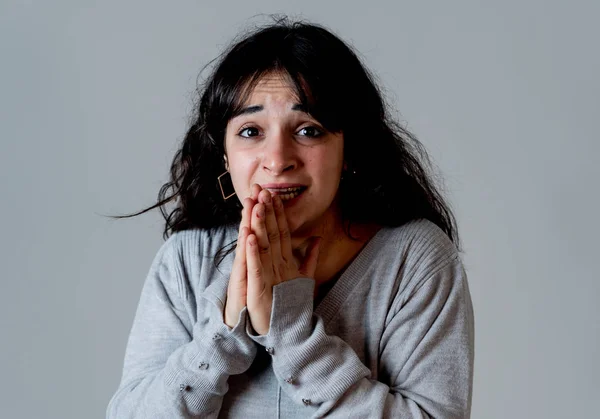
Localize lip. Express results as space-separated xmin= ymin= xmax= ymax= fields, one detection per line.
xmin=260 ymin=183 xmax=307 ymax=189
xmin=259 ymin=183 xmax=307 ymax=205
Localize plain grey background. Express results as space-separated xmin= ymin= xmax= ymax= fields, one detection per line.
xmin=1 ymin=0 xmax=598 ymax=418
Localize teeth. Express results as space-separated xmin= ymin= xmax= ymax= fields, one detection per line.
xmin=272 ymin=187 xmax=301 ymax=192
xmin=266 ymin=186 xmax=304 ymax=195
xmin=263 ymin=186 xmax=305 ymax=201
xmin=279 ymin=189 xmax=303 ymax=201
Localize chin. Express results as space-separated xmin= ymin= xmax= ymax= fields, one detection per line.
xmin=286 ymin=216 xmax=307 ymax=236
xmin=286 ymin=218 xmax=303 ymax=236
xmin=287 ymin=214 xmax=323 ymax=240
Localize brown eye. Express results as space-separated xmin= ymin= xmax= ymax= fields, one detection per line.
xmin=297 ymin=126 xmax=324 ymax=138
xmin=238 ymin=127 xmax=260 ymax=138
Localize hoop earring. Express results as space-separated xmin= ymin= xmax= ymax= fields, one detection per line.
xmin=217 ymin=171 xmax=236 ymax=200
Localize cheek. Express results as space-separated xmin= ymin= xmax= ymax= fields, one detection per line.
xmin=309 ymin=150 xmax=343 ymax=196
xmin=227 ymin=153 xmax=258 ymax=195
xmin=320 ymin=146 xmax=343 ymax=178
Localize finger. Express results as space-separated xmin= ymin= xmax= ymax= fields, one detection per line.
xmin=298 ymin=236 xmax=322 ymax=278
xmin=246 ymin=233 xmax=272 ymax=335
xmin=272 ymin=194 xmax=293 ymax=263
xmin=225 ymin=226 xmax=248 ymax=327
xmin=245 ymin=233 xmax=266 ymax=300
xmin=250 ymin=183 xmax=262 ymax=201
xmin=251 ymin=202 xmax=271 ymax=265
xmin=230 ymin=226 xmax=248 ymax=296
xmin=240 ymin=197 xmax=255 ymax=232
xmin=259 ymin=190 xmax=282 ymax=275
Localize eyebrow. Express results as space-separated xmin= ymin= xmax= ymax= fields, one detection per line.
xmin=232 ymin=103 xmax=307 ymax=118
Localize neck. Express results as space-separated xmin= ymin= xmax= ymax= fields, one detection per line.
xmin=291 ymin=213 xmax=380 ymax=288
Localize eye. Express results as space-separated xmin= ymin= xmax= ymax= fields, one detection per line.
xmin=296 ymin=125 xmax=324 ymax=138
xmin=238 ymin=126 xmax=260 ymax=138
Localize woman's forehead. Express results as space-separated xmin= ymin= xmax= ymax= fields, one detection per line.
xmin=243 ymin=74 xmax=299 ymax=104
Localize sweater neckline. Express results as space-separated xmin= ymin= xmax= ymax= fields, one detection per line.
xmin=314 ymin=226 xmax=391 ymax=325
xmin=202 ymin=225 xmax=393 ymax=326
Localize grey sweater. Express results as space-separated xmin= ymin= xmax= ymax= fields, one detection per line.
xmin=107 ymin=219 xmax=474 ymax=418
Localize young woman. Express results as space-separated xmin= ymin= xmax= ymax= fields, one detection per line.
xmin=107 ymin=19 xmax=474 ymax=419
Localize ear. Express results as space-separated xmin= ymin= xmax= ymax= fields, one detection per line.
xmin=224 ymin=155 xmax=229 ymax=171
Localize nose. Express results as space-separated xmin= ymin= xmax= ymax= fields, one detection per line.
xmin=261 ymin=130 xmax=297 ymax=175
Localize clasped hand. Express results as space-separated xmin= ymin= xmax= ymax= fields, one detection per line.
xmin=224 ymin=184 xmax=321 ymax=335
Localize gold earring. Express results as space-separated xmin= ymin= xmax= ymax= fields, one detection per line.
xmin=217 ymin=171 xmax=236 ymax=200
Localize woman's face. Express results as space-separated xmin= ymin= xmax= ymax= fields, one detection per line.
xmin=224 ymin=74 xmax=344 ymax=237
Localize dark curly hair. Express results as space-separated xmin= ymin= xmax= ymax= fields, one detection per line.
xmin=117 ymin=18 xmax=460 ymax=250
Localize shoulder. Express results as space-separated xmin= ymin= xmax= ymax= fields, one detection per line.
xmin=376 ymin=219 xmax=460 ymax=267
xmin=373 ymin=219 xmax=465 ymax=300
xmin=148 ymin=224 xmax=238 ymax=301
xmin=161 ymin=224 xmax=238 ymax=262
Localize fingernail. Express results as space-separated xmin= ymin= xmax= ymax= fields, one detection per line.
xmin=264 ymin=192 xmax=271 ymax=204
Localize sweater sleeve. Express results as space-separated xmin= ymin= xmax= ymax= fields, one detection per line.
xmin=248 ymin=256 xmax=474 ymax=418
xmin=106 ymin=235 xmax=257 ymax=419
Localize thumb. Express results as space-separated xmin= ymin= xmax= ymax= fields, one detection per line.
xmin=298 ymin=237 xmax=321 ymax=278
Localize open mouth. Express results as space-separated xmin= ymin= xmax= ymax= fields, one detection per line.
xmin=265 ymin=186 xmax=307 ymax=201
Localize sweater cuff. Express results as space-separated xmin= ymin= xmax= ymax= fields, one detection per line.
xmin=248 ymin=278 xmax=370 ymax=407
xmin=164 ymin=303 xmax=257 ymax=409
xmin=252 ymin=277 xmax=315 ymax=339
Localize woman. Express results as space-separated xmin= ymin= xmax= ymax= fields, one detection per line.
xmin=107 ymin=19 xmax=474 ymax=418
